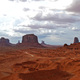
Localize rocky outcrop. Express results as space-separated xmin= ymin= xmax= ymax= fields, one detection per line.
xmin=22 ymin=34 xmax=38 ymax=44
xmin=41 ymin=41 xmax=46 ymax=45
xmin=17 ymin=34 xmax=44 ymax=48
xmin=64 ymin=43 xmax=68 ymax=47
xmin=74 ymin=37 xmax=79 ymax=43
xmin=0 ymin=37 xmax=11 ymax=46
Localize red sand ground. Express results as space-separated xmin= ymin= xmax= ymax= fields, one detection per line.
xmin=0 ymin=43 xmax=80 ymax=80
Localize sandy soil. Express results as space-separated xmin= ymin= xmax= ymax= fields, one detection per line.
xmin=0 ymin=43 xmax=80 ymax=80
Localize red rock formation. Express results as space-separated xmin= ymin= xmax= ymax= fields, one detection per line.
xmin=74 ymin=37 xmax=79 ymax=43
xmin=22 ymin=34 xmax=38 ymax=44
xmin=41 ymin=41 xmax=46 ymax=45
xmin=17 ymin=34 xmax=43 ymax=48
xmin=64 ymin=43 xmax=68 ymax=47
xmin=0 ymin=37 xmax=11 ymax=46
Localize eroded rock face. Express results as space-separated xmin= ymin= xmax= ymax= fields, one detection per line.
xmin=22 ymin=34 xmax=38 ymax=44
xmin=20 ymin=34 xmax=43 ymax=47
xmin=0 ymin=37 xmax=10 ymax=46
xmin=74 ymin=37 xmax=79 ymax=43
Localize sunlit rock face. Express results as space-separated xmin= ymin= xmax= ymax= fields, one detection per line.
xmin=0 ymin=37 xmax=10 ymax=46
xmin=74 ymin=37 xmax=79 ymax=43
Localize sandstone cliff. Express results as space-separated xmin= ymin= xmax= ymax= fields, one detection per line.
xmin=0 ymin=37 xmax=11 ymax=46
xmin=17 ymin=34 xmax=43 ymax=48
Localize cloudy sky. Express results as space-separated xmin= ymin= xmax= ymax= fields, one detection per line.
xmin=0 ymin=0 xmax=80 ymax=45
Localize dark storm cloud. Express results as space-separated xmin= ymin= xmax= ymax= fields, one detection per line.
xmin=32 ymin=12 xmax=80 ymax=24
xmin=66 ymin=0 xmax=80 ymax=14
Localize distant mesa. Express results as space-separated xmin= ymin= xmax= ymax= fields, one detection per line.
xmin=41 ymin=41 xmax=46 ymax=45
xmin=17 ymin=40 xmax=20 ymax=44
xmin=74 ymin=37 xmax=79 ymax=43
xmin=18 ymin=34 xmax=43 ymax=48
xmin=41 ymin=40 xmax=62 ymax=48
xmin=1 ymin=34 xmax=74 ymax=48
xmin=22 ymin=34 xmax=38 ymax=44
xmin=0 ymin=37 xmax=11 ymax=46
xmin=0 ymin=34 xmax=43 ymax=48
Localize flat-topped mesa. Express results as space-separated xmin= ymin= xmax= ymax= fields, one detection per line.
xmin=0 ymin=37 xmax=10 ymax=46
xmin=15 ymin=34 xmax=44 ymax=48
xmin=22 ymin=34 xmax=38 ymax=44
xmin=74 ymin=37 xmax=79 ymax=43
xmin=20 ymin=34 xmax=44 ymax=48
